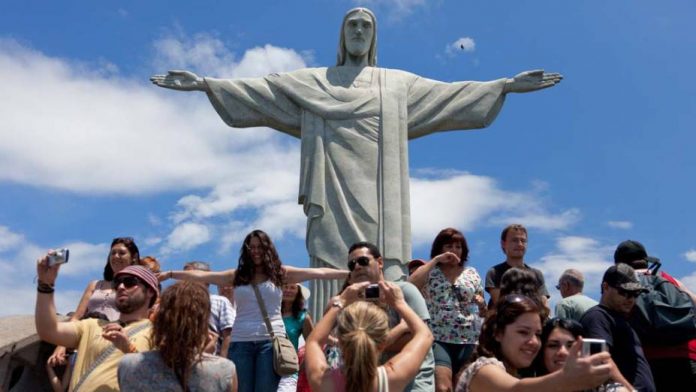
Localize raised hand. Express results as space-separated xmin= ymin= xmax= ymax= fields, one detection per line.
xmin=433 ymin=251 xmax=460 ymax=266
xmin=504 ymin=69 xmax=563 ymax=93
xmin=150 ymin=70 xmax=207 ymax=92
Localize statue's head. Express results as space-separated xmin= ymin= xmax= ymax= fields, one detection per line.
xmin=337 ymin=7 xmax=377 ymax=66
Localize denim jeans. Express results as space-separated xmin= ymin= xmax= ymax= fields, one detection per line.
xmin=229 ymin=340 xmax=280 ymax=392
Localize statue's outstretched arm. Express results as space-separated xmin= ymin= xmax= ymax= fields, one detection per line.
xmin=503 ymin=69 xmax=563 ymax=94
xmin=150 ymin=70 xmax=208 ymax=92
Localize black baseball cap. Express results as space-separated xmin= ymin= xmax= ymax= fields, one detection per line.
xmin=614 ymin=240 xmax=660 ymax=266
xmin=602 ymin=263 xmax=648 ymax=293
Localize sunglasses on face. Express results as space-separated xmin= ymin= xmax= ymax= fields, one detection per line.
xmin=112 ymin=276 xmax=143 ymax=290
xmin=347 ymin=256 xmax=371 ymax=271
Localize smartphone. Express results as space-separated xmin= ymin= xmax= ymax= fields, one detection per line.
xmin=582 ymin=338 xmax=607 ymax=356
xmin=365 ymin=283 xmax=380 ymax=300
xmin=48 ymin=248 xmax=70 ymax=267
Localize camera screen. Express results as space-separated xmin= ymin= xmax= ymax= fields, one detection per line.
xmin=590 ymin=342 xmax=604 ymax=354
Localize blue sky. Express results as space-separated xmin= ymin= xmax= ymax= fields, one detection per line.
xmin=1 ymin=0 xmax=695 ymax=315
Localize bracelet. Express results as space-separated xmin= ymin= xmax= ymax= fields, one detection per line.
xmin=37 ymin=281 xmax=55 ymax=294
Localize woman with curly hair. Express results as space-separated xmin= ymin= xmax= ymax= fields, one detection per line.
xmin=162 ymin=229 xmax=349 ymax=392
xmin=408 ymin=227 xmax=486 ymax=391
xmin=305 ymin=281 xmax=433 ymax=392
xmin=455 ymin=294 xmax=613 ymax=392
xmin=118 ymin=281 xmax=237 ymax=391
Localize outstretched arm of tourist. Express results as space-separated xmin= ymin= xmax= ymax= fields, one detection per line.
xmin=503 ymin=70 xmax=563 ymax=93
xmin=47 ymin=278 xmax=98 ymax=366
xmin=466 ymin=339 xmax=611 ymax=392
xmin=160 ymin=268 xmax=235 ymax=287
xmin=283 ymin=265 xmax=349 ymax=284
xmin=306 ymin=282 xmax=371 ymax=391
xmin=380 ymin=281 xmax=434 ymax=392
xmin=408 ymin=251 xmax=459 ymax=289
xmin=35 ymin=252 xmax=80 ymax=348
xmin=150 ymin=70 xmax=209 ymax=92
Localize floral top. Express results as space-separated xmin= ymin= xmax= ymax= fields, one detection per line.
xmin=425 ymin=266 xmax=484 ymax=344
xmin=455 ymin=356 xmax=505 ymax=392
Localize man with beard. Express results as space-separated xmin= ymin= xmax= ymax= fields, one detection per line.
xmin=36 ymin=253 xmax=158 ymax=391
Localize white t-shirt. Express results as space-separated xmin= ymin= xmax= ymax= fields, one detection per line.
xmin=231 ymin=281 xmax=286 ymax=341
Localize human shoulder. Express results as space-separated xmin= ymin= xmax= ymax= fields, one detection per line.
xmin=395 ymin=281 xmax=429 ymax=320
xmin=456 ymin=356 xmax=506 ymax=392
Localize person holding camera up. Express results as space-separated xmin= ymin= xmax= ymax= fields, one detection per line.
xmin=35 ymin=251 xmax=158 ymax=391
xmin=316 ymin=241 xmax=435 ymax=391
xmin=305 ymin=280 xmax=433 ymax=392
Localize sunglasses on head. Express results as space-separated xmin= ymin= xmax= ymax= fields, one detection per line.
xmin=112 ymin=276 xmax=144 ymax=290
xmin=347 ymin=256 xmax=371 ymax=271
xmin=615 ymin=287 xmax=640 ymax=299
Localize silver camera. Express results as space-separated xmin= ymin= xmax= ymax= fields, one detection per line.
xmin=581 ymin=338 xmax=607 ymax=356
xmin=48 ymin=248 xmax=70 ymax=266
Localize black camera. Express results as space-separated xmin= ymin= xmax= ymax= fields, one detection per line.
xmin=365 ymin=284 xmax=380 ymax=300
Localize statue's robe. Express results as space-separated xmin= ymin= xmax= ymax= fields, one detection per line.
xmin=205 ymin=66 xmax=506 ymax=316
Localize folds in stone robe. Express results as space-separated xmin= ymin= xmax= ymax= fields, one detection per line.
xmin=205 ymin=66 xmax=506 ymax=280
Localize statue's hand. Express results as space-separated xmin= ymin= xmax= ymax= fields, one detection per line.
xmin=150 ymin=70 xmax=207 ymax=91
xmin=504 ymin=69 xmax=563 ymax=93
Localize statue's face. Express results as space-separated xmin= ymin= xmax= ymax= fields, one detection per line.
xmin=343 ymin=11 xmax=373 ymax=58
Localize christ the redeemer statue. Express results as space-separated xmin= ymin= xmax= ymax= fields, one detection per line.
xmin=151 ymin=7 xmax=562 ymax=314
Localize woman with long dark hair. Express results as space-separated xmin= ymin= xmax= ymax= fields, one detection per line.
xmin=277 ymin=283 xmax=314 ymax=392
xmin=534 ymin=318 xmax=633 ymax=391
xmin=47 ymin=237 xmax=139 ymax=370
xmin=162 ymin=229 xmax=348 ymax=392
xmin=455 ymin=295 xmax=613 ymax=391
xmin=408 ymin=227 xmax=486 ymax=391
xmin=118 ymin=281 xmax=237 ymax=391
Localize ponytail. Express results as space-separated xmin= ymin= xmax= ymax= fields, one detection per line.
xmin=337 ymin=302 xmax=388 ymax=392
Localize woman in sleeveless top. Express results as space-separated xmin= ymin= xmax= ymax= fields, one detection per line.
xmin=305 ymin=281 xmax=433 ymax=392
xmin=408 ymin=228 xmax=486 ymax=391
xmin=46 ymin=237 xmax=139 ymax=369
xmin=163 ymin=229 xmax=349 ymax=392
xmin=455 ymin=294 xmax=613 ymax=392
xmin=277 ymin=283 xmax=314 ymax=392
xmin=118 ymin=281 xmax=237 ymax=391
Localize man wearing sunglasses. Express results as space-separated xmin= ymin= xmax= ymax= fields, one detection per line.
xmin=36 ymin=253 xmax=158 ymax=391
xmin=614 ymin=240 xmax=696 ymax=391
xmin=580 ymin=264 xmax=655 ymax=392
xmin=334 ymin=241 xmax=434 ymax=392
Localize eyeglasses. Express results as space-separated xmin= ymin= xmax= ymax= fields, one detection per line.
xmin=347 ymin=256 xmax=371 ymax=271
xmin=112 ymin=276 xmax=144 ymax=290
xmin=615 ymin=287 xmax=641 ymax=299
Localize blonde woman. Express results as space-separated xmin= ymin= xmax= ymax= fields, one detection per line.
xmin=306 ymin=281 xmax=433 ymax=392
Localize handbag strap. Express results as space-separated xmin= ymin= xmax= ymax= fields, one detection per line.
xmin=72 ymin=321 xmax=150 ymax=392
xmin=252 ymin=284 xmax=276 ymax=338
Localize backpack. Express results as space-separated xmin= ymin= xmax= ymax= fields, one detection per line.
xmin=629 ymin=262 xmax=696 ymax=345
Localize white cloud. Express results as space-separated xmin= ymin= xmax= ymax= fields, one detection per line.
xmin=684 ymin=249 xmax=696 ymax=263
xmin=607 ymin=220 xmax=633 ymax=229
xmin=446 ymin=37 xmax=476 ymax=56
xmin=0 ymin=37 xmax=306 ymax=195
xmin=0 ymin=225 xmax=24 ymax=251
xmin=410 ymin=172 xmax=580 ymax=247
xmin=161 ymin=222 xmax=212 ymax=254
xmin=680 ymin=272 xmax=696 ymax=292
xmin=0 ymin=225 xmax=103 ymax=316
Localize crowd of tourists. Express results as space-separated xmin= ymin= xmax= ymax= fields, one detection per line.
xmin=33 ymin=225 xmax=695 ymax=391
